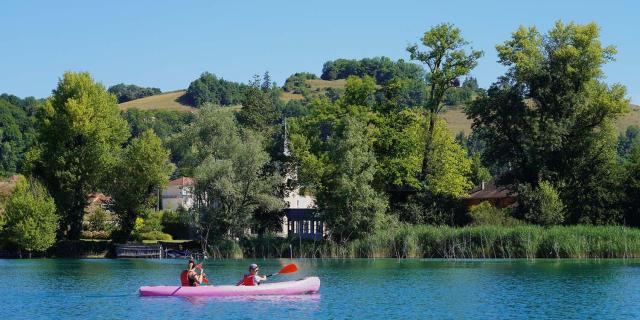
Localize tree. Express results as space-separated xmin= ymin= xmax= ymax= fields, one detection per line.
xmin=108 ymin=130 xmax=174 ymax=242
xmin=4 ymin=176 xmax=58 ymax=257
xmin=0 ymin=98 xmax=36 ymax=176
xmin=467 ymin=22 xmax=628 ymax=224
xmin=180 ymin=107 xmax=282 ymax=249
xmin=297 ymin=117 xmax=387 ymax=243
xmin=237 ymin=76 xmax=281 ymax=137
xmin=185 ymin=72 xmax=245 ymax=107
xmin=407 ymin=23 xmax=483 ymax=180
xmin=623 ymin=145 xmax=640 ymax=226
xmin=108 ymin=83 xmax=161 ymax=103
xmin=518 ymin=180 xmax=566 ymax=226
xmin=28 ymin=72 xmax=129 ymax=240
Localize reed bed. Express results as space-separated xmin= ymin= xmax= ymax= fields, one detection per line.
xmin=213 ymin=225 xmax=640 ymax=259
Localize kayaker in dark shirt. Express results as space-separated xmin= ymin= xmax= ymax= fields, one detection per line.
xmin=180 ymin=259 xmax=206 ymax=286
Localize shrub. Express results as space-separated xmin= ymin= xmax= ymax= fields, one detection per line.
xmin=468 ymin=202 xmax=521 ymax=226
xmin=140 ymin=231 xmax=173 ymax=241
xmin=519 ymin=181 xmax=566 ymax=226
xmin=81 ymin=230 xmax=111 ymax=240
xmin=161 ymin=209 xmax=190 ymax=239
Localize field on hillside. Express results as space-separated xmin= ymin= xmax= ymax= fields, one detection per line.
xmin=118 ymin=90 xmax=194 ymax=112
xmin=118 ymin=80 xmax=639 ymax=135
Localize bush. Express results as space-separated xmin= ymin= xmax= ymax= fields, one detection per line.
xmin=108 ymin=83 xmax=161 ymax=103
xmin=185 ymin=72 xmax=245 ymax=107
xmin=468 ymin=202 xmax=521 ymax=226
xmin=81 ymin=230 xmax=111 ymax=240
xmin=519 ymin=181 xmax=566 ymax=226
xmin=140 ymin=231 xmax=173 ymax=241
xmin=161 ymin=209 xmax=190 ymax=239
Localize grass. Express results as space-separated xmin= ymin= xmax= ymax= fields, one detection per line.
xmin=118 ymin=90 xmax=195 ymax=112
xmin=212 ymin=225 xmax=640 ymax=259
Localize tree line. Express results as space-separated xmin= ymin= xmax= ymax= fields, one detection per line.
xmin=0 ymin=20 xmax=639 ymax=257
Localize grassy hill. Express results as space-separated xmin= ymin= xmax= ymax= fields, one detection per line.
xmin=118 ymin=80 xmax=639 ymax=134
xmin=118 ymin=90 xmax=195 ymax=112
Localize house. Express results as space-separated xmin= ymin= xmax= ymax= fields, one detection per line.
xmin=161 ymin=177 xmax=195 ymax=210
xmin=281 ymin=184 xmax=325 ymax=240
xmin=466 ymin=180 xmax=517 ymax=209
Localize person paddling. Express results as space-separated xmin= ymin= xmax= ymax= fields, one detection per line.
xmin=236 ymin=263 xmax=267 ymax=286
xmin=180 ymin=259 xmax=206 ymax=286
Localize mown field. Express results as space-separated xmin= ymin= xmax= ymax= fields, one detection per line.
xmin=119 ymin=80 xmax=639 ymax=134
xmin=118 ymin=90 xmax=194 ymax=112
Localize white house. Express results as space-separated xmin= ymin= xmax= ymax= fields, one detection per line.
xmin=161 ymin=177 xmax=195 ymax=210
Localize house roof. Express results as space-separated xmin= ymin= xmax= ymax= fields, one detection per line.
xmin=285 ymin=208 xmax=318 ymax=220
xmin=468 ymin=180 xmax=516 ymax=200
xmin=168 ymin=177 xmax=195 ymax=186
xmin=87 ymin=192 xmax=112 ymax=204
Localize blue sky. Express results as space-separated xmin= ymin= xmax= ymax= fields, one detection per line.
xmin=1 ymin=0 xmax=638 ymax=102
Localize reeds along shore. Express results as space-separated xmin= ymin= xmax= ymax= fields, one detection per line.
xmin=205 ymin=225 xmax=640 ymax=259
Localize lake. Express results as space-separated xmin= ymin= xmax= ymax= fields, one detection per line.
xmin=1 ymin=258 xmax=640 ymax=319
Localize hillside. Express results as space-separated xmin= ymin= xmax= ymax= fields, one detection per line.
xmin=118 ymin=90 xmax=195 ymax=112
xmin=118 ymin=80 xmax=639 ymax=135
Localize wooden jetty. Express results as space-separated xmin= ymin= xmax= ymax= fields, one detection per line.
xmin=115 ymin=244 xmax=163 ymax=258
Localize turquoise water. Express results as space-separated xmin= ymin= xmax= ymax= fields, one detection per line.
xmin=1 ymin=258 xmax=640 ymax=319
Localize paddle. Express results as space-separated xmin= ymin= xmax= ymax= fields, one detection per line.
xmin=266 ymin=263 xmax=298 ymax=278
xmin=195 ymin=262 xmax=210 ymax=284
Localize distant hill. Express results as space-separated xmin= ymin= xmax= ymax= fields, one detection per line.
xmin=118 ymin=90 xmax=194 ymax=112
xmin=118 ymin=80 xmax=639 ymax=134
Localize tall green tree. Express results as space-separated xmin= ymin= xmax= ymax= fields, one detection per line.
xmin=0 ymin=98 xmax=36 ymax=176
xmin=467 ymin=22 xmax=628 ymax=224
xmin=407 ymin=23 xmax=482 ymax=179
xmin=4 ymin=176 xmax=59 ymax=257
xmin=180 ymin=107 xmax=282 ymax=248
xmin=292 ymin=116 xmax=387 ymax=243
xmin=28 ymin=72 xmax=129 ymax=240
xmin=108 ymin=130 xmax=174 ymax=242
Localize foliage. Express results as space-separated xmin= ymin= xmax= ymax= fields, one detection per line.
xmin=283 ymin=72 xmax=317 ymax=94
xmin=85 ymin=207 xmax=112 ymax=232
xmin=4 ymin=176 xmax=59 ymax=255
xmin=121 ymin=109 xmax=195 ymax=141
xmin=236 ymin=75 xmax=282 ymax=138
xmin=423 ymin=117 xmax=473 ymax=197
xmin=518 ymin=181 xmax=566 ymax=226
xmin=321 ymin=57 xmax=424 ymax=84
xmin=407 ymin=23 xmax=483 ymax=115
xmin=407 ymin=23 xmax=483 ymax=180
xmin=28 ymin=72 xmax=129 ymax=240
xmin=291 ymin=114 xmax=387 ymax=242
xmin=0 ymin=97 xmax=37 ymax=176
xmin=108 ymin=130 xmax=174 ymax=242
xmin=618 ymin=125 xmax=640 ymax=161
xmin=623 ymin=145 xmax=640 ymax=226
xmin=468 ymin=202 xmax=520 ymax=226
xmin=342 ymin=76 xmax=377 ymax=108
xmin=185 ymin=72 xmax=245 ymax=107
xmin=443 ymin=77 xmax=483 ymax=106
xmin=161 ymin=209 xmax=190 ymax=239
xmin=108 ymin=83 xmax=161 ymax=103
xmin=140 ymin=231 xmax=173 ymax=241
xmin=467 ymin=21 xmax=628 ymax=225
xmin=179 ymin=106 xmax=282 ymax=244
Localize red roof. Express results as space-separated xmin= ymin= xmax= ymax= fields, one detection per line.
xmin=87 ymin=192 xmax=112 ymax=204
xmin=168 ymin=177 xmax=195 ymax=186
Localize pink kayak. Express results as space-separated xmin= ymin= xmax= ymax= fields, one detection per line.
xmin=139 ymin=277 xmax=320 ymax=297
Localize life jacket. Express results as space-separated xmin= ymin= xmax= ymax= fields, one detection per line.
xmin=180 ymin=270 xmax=199 ymax=287
xmin=240 ymin=274 xmax=256 ymax=286
xmin=180 ymin=270 xmax=190 ymax=286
